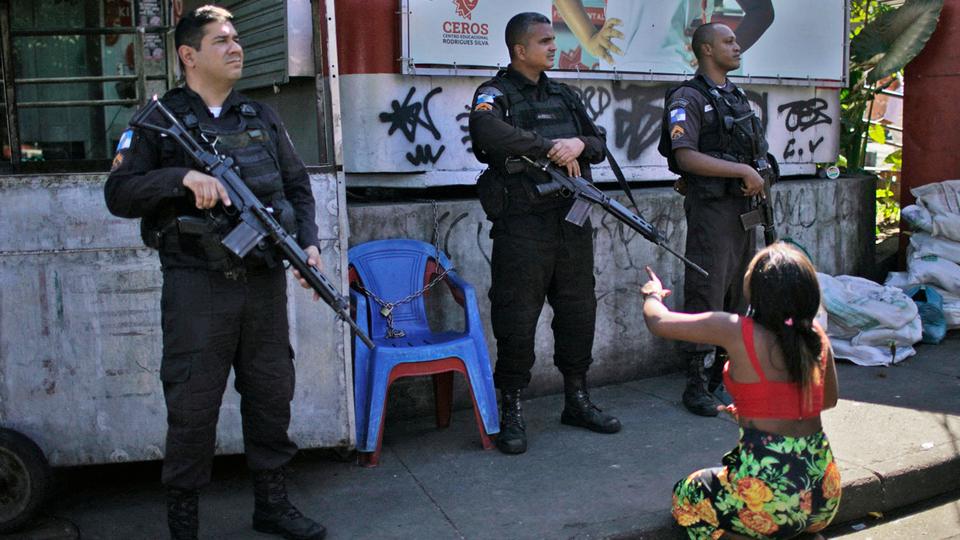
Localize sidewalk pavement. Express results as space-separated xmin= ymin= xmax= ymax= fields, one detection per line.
xmin=20 ymin=333 xmax=960 ymax=540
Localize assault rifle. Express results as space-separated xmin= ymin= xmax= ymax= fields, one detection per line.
xmin=130 ymin=96 xmax=375 ymax=349
xmin=510 ymin=156 xmax=709 ymax=277
xmin=739 ymin=155 xmax=779 ymax=246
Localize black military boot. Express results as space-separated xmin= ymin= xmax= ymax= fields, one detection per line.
xmin=252 ymin=468 xmax=326 ymax=540
xmin=496 ymin=389 xmax=527 ymax=454
xmin=683 ymin=353 xmax=719 ymax=417
xmin=707 ymin=350 xmax=733 ymax=406
xmin=560 ymin=374 xmax=622 ymax=433
xmin=166 ymin=487 xmax=199 ymax=540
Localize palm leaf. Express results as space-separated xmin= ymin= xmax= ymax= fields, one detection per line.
xmin=850 ymin=0 xmax=944 ymax=83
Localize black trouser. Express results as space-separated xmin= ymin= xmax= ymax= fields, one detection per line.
xmin=159 ymin=266 xmax=297 ymax=490
xmin=488 ymin=212 xmax=597 ymax=391
xmin=680 ymin=194 xmax=757 ymax=355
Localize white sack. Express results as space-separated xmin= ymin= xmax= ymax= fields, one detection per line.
xmin=909 ymin=233 xmax=960 ymax=264
xmin=901 ymin=204 xmax=933 ymax=233
xmin=831 ymin=338 xmax=916 ymax=366
xmin=906 ymin=255 xmax=960 ymax=296
xmin=850 ymin=315 xmax=922 ymax=347
xmin=818 ymin=273 xmax=919 ymax=331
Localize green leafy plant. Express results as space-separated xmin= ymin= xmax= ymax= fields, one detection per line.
xmin=876 ymin=181 xmax=901 ymax=237
xmin=840 ymin=0 xmax=943 ymax=173
xmin=841 ymin=0 xmax=942 ymax=242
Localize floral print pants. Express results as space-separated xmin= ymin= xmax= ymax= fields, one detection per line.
xmin=672 ymin=427 xmax=841 ymax=539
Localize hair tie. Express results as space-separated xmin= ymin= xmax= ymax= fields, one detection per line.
xmin=784 ymin=318 xmax=794 ymax=327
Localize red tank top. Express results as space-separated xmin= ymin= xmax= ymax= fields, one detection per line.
xmin=723 ymin=317 xmax=827 ymax=419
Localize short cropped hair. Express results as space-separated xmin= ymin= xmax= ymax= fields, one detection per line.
xmin=691 ymin=22 xmax=721 ymax=62
xmin=505 ymin=12 xmax=550 ymax=59
xmin=175 ymin=5 xmax=233 ymax=52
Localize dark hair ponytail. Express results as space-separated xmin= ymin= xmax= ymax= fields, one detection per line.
xmin=745 ymin=244 xmax=824 ymax=389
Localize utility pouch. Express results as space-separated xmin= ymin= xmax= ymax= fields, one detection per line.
xmin=477 ymin=169 xmax=508 ymax=219
xmin=687 ymin=176 xmax=734 ymax=200
xmin=176 ymin=214 xmax=240 ymax=271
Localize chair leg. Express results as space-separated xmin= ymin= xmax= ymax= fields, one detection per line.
xmin=358 ymin=451 xmax=381 ymax=468
xmin=458 ymin=362 xmax=497 ymax=451
xmin=467 ymin=386 xmax=496 ymax=450
xmin=433 ymin=372 xmax=454 ymax=429
xmin=358 ymin=371 xmax=392 ymax=467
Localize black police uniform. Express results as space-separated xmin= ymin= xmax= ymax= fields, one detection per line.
xmin=468 ymin=65 xmax=606 ymax=391
xmin=105 ymin=86 xmax=319 ymax=490
xmin=658 ymin=73 xmax=768 ymax=414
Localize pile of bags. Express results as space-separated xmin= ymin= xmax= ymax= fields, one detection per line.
xmin=806 ymin=180 xmax=960 ymax=366
xmin=818 ymin=272 xmax=920 ymax=366
xmin=889 ymin=179 xmax=960 ymax=342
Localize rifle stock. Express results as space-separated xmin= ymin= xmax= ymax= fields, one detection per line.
xmin=130 ymin=97 xmax=375 ymax=349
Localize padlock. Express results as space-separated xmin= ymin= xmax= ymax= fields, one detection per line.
xmin=380 ymin=305 xmax=393 ymax=318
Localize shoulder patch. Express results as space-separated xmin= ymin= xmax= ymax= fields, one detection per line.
xmin=670 ymin=125 xmax=685 ymax=140
xmin=669 ymin=108 xmax=686 ymax=123
xmin=116 ymin=129 xmax=134 ymax=152
xmin=476 ymin=86 xmax=502 ymax=98
xmin=474 ymin=102 xmax=493 ymax=112
xmin=667 ymin=97 xmax=689 ymax=110
xmin=111 ymin=151 xmax=125 ymax=171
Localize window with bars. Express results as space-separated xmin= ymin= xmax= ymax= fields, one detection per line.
xmin=0 ymin=0 xmax=173 ymax=173
xmin=0 ymin=0 xmax=332 ymax=172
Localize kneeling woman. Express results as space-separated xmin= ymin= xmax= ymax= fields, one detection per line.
xmin=641 ymin=244 xmax=840 ymax=539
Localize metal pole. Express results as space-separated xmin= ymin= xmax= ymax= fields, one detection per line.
xmin=134 ymin=27 xmax=147 ymax=106
xmin=311 ymin=0 xmax=332 ymax=166
xmin=0 ymin=1 xmax=20 ymax=169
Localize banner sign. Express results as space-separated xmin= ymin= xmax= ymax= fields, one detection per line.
xmin=405 ymin=0 xmax=846 ymax=84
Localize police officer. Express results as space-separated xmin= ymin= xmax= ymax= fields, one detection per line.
xmin=658 ymin=22 xmax=769 ymax=417
xmin=105 ymin=6 xmax=325 ymax=540
xmin=469 ymin=12 xmax=621 ymax=455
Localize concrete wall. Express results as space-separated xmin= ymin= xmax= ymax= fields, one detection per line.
xmin=340 ymin=74 xmax=840 ymax=186
xmin=0 ymin=172 xmax=873 ymax=460
xmin=348 ymin=176 xmax=875 ymax=418
xmin=0 ymin=172 xmax=354 ymax=466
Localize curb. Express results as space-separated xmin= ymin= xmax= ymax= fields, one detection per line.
xmin=603 ymin=448 xmax=960 ymax=539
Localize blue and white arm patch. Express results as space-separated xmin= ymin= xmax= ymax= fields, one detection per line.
xmin=669 ymin=108 xmax=686 ymax=124
xmin=116 ymin=129 xmax=134 ymax=152
xmin=475 ymin=86 xmax=502 ymax=103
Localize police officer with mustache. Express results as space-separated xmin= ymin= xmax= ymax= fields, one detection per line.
xmin=105 ymin=6 xmax=325 ymax=539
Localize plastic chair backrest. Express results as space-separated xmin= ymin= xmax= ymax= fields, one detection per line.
xmin=348 ymin=239 xmax=454 ymax=339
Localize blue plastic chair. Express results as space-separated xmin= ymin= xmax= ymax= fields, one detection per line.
xmin=348 ymin=239 xmax=499 ymax=466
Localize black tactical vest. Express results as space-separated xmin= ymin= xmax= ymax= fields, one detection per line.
xmin=659 ymin=75 xmax=768 ymax=198
xmin=498 ymin=76 xmax=580 ymax=140
xmin=480 ymin=70 xmax=583 ymax=213
xmin=143 ymin=89 xmax=295 ymax=271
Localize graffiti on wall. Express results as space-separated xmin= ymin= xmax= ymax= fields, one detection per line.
xmin=379 ymin=86 xmax=446 ymax=166
xmin=456 ymin=104 xmax=473 ymax=154
xmin=570 ymin=85 xmax=612 ymax=122
xmin=776 ymin=98 xmax=833 ymax=162
xmin=351 ymin=75 xmax=839 ymax=176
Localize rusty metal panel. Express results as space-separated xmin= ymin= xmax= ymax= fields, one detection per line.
xmin=223 ymin=0 xmax=288 ymax=91
xmin=0 ymin=172 xmax=353 ymax=466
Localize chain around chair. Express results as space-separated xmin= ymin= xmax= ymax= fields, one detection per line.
xmin=353 ymin=201 xmax=452 ymax=339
